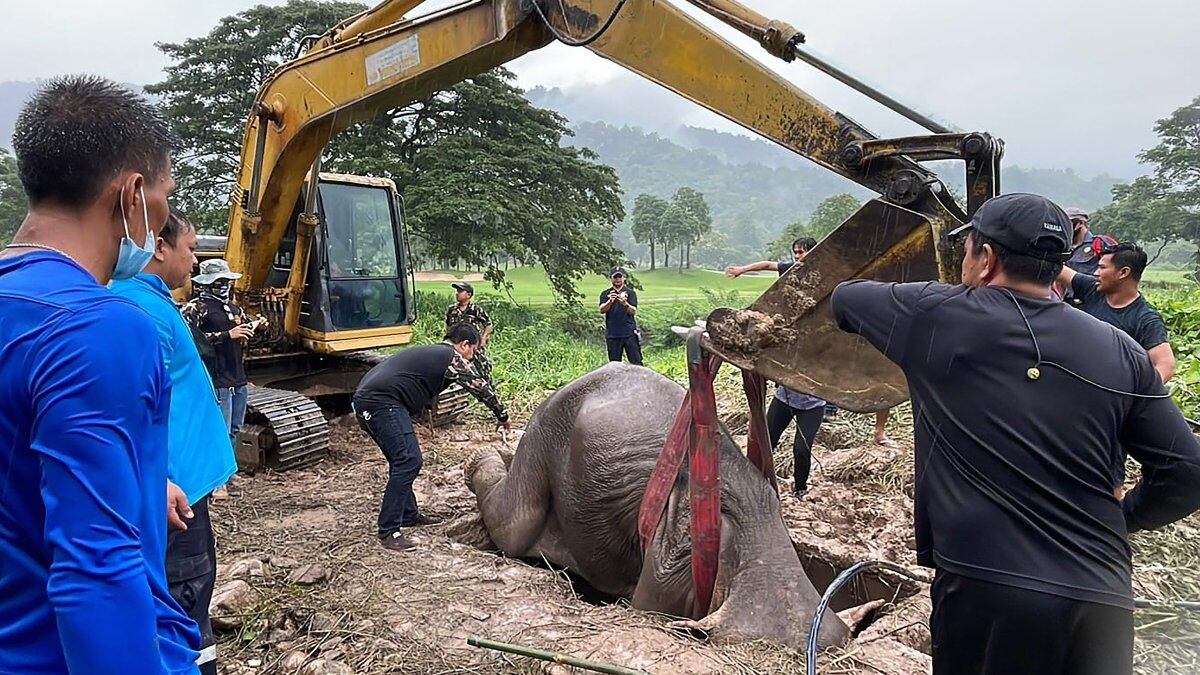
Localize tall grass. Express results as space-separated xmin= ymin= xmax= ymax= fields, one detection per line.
xmin=414 ymin=290 xmax=725 ymax=417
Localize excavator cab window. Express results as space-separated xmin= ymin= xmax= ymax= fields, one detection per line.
xmin=317 ymin=181 xmax=408 ymax=330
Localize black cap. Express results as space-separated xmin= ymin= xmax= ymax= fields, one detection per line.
xmin=451 ymin=282 xmax=474 ymax=294
xmin=948 ymin=193 xmax=1072 ymax=262
xmin=610 ymin=266 xmax=628 ymax=278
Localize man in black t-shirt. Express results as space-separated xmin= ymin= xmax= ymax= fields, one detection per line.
xmin=353 ymin=323 xmax=510 ymax=552
xmin=1058 ymin=242 xmax=1176 ymax=384
xmin=832 ymin=193 xmax=1200 ymax=675
xmin=599 ymin=267 xmax=642 ymax=365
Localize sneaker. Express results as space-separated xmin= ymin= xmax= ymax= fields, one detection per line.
xmin=404 ymin=513 xmax=443 ymax=527
xmin=793 ymin=488 xmax=809 ymax=500
xmin=380 ymin=532 xmax=415 ymax=551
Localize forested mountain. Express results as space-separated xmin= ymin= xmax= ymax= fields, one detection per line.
xmin=562 ymin=120 xmax=1122 ymax=267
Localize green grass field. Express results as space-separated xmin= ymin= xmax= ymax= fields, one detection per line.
xmin=415 ymin=266 xmax=777 ymax=306
xmin=1142 ymin=268 xmax=1197 ymax=288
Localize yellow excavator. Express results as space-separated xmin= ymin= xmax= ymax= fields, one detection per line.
xmin=216 ymin=0 xmax=1002 ymax=471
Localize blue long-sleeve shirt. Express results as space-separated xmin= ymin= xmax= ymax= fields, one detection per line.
xmin=111 ymin=274 xmax=237 ymax=505
xmin=0 ymin=251 xmax=200 ymax=674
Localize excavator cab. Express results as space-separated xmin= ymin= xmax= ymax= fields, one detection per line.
xmin=281 ymin=173 xmax=416 ymax=354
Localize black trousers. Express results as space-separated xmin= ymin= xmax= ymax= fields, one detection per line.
xmin=931 ymin=571 xmax=1133 ymax=675
xmin=166 ymin=494 xmax=217 ymax=675
xmin=606 ymin=335 xmax=643 ymax=365
xmin=357 ymin=406 xmax=424 ymax=538
xmin=766 ymin=397 xmax=824 ymax=492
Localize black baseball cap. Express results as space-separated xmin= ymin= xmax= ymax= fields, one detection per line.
xmin=451 ymin=282 xmax=474 ymax=294
xmin=610 ymin=267 xmax=628 ymax=278
xmin=948 ymin=193 xmax=1072 ymax=262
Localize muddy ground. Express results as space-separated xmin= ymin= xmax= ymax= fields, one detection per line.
xmin=210 ymin=404 xmax=1199 ymax=674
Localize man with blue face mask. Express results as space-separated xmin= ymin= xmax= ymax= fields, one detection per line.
xmin=183 ymin=259 xmax=263 ymax=446
xmin=111 ymin=208 xmax=236 ymax=675
xmin=0 ymin=76 xmax=201 ymax=673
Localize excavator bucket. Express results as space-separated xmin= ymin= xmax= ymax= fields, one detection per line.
xmin=704 ymin=199 xmax=943 ymax=413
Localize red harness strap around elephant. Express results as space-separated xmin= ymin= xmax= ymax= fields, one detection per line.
xmin=636 ymin=328 xmax=776 ymax=617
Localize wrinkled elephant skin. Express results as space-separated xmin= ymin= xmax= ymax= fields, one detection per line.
xmin=465 ymin=363 xmax=848 ymax=650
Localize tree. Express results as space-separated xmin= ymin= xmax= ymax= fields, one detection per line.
xmin=631 ymin=193 xmax=669 ymax=270
xmin=658 ymin=202 xmax=692 ymax=270
xmin=148 ymin=0 xmax=626 ymax=299
xmin=0 ymin=148 xmax=27 ymax=247
xmin=671 ymin=186 xmax=711 ymax=268
xmin=1093 ymin=96 xmax=1200 ymax=271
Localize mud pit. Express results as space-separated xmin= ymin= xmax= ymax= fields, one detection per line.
xmin=210 ymin=407 xmax=1199 ymax=674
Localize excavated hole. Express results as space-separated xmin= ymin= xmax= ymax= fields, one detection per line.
xmin=520 ymin=557 xmax=624 ymax=607
xmin=794 ymin=542 xmax=924 ymax=637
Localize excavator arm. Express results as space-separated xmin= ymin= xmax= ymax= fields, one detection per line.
xmin=226 ymin=0 xmax=1002 ymax=410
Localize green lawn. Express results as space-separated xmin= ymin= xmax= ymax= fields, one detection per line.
xmin=415 ymin=266 xmax=777 ymax=306
xmin=1142 ymin=268 xmax=1196 ymax=288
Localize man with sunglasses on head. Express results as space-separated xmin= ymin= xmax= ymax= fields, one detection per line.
xmin=1058 ymin=241 xmax=1176 ymax=385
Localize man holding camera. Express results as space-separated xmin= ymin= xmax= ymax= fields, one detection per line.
xmin=599 ymin=266 xmax=642 ymax=365
xmin=183 ymin=258 xmax=266 ymax=445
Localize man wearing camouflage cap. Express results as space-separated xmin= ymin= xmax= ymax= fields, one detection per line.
xmin=183 ymin=259 xmax=266 ymax=445
xmin=446 ymin=282 xmax=495 ymax=384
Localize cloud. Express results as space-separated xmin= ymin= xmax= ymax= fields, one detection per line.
xmin=2 ymin=0 xmax=1196 ymax=178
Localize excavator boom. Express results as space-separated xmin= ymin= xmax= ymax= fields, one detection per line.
xmin=226 ymin=0 xmax=1003 ymax=411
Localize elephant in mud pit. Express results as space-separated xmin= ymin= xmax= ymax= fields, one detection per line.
xmin=465 ymin=363 xmax=848 ymax=650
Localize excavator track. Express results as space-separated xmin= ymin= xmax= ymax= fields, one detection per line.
xmin=235 ymin=385 xmax=330 ymax=473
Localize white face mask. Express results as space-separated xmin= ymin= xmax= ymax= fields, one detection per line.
xmin=111 ymin=185 xmax=156 ymax=280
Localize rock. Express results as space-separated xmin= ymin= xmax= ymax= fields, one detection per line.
xmin=288 ymin=563 xmax=328 ymax=586
xmin=269 ymin=555 xmax=299 ymax=570
xmin=301 ymin=659 xmax=353 ymax=675
xmin=279 ymin=651 xmax=308 ymax=671
xmin=309 ymin=612 xmax=337 ymax=634
xmin=227 ymin=558 xmax=266 ymax=579
xmin=210 ymin=580 xmax=256 ymax=631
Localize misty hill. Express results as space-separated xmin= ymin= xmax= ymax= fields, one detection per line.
xmin=560 ymin=120 xmax=1121 ymax=265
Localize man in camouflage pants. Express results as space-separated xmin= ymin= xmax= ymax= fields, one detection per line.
xmin=446 ymin=282 xmax=495 ymax=383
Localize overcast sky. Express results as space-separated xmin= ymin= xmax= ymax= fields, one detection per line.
xmin=2 ymin=0 xmax=1196 ymax=178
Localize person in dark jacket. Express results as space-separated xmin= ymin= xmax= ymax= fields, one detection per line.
xmin=832 ymin=193 xmax=1200 ymax=675
xmin=182 ymin=259 xmax=265 ymax=446
xmin=354 ymin=323 xmax=511 ymax=551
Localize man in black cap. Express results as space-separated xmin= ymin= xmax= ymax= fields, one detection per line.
xmin=831 ymin=193 xmax=1200 ymax=675
xmin=599 ymin=267 xmax=642 ymax=365
xmin=446 ymin=282 xmax=495 ymax=383
xmin=354 ymin=323 xmax=510 ymax=551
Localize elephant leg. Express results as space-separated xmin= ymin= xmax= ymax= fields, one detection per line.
xmin=465 ymin=445 xmax=550 ymax=557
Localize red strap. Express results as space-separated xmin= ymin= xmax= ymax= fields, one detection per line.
xmin=741 ymin=371 xmax=777 ymax=490
xmin=637 ymin=391 xmax=695 ymax=550
xmin=638 ymin=354 xmax=722 ymax=552
xmin=688 ymin=354 xmax=722 ymax=616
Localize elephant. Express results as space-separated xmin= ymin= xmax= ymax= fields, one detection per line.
xmin=465 ymin=362 xmax=849 ymax=650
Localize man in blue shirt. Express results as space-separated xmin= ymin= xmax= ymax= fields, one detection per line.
xmin=0 ymin=76 xmax=200 ymax=673
xmin=112 ymin=208 xmax=237 ymax=675
xmin=599 ymin=267 xmax=642 ymax=365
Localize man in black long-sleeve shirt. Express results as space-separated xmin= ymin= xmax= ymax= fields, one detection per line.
xmin=831 ymin=193 xmax=1200 ymax=675
xmin=354 ymin=323 xmax=510 ymax=551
